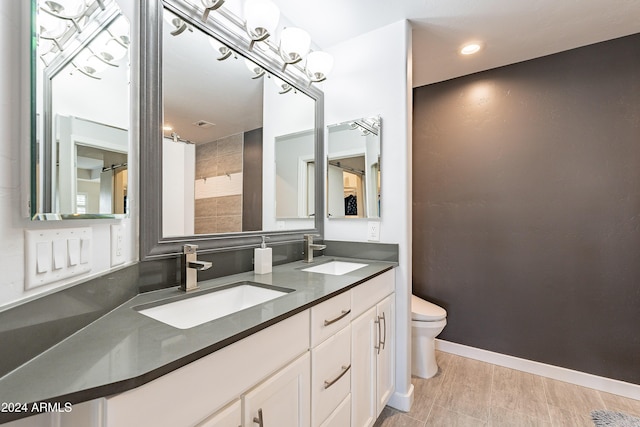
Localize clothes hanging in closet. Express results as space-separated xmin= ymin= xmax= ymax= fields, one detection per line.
xmin=345 ymin=194 xmax=357 ymax=216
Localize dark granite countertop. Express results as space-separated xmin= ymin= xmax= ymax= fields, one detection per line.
xmin=0 ymin=256 xmax=394 ymax=423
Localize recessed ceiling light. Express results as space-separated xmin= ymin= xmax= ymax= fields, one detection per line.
xmin=460 ymin=43 xmax=481 ymax=55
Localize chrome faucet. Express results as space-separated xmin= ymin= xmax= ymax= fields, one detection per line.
xmin=180 ymin=244 xmax=212 ymax=292
xmin=303 ymin=234 xmax=326 ymax=263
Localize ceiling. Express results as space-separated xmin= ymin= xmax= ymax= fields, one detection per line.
xmin=270 ymin=0 xmax=640 ymax=88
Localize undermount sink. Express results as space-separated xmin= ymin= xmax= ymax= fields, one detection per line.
xmin=302 ymin=261 xmax=367 ymax=276
xmin=135 ymin=282 xmax=292 ymax=329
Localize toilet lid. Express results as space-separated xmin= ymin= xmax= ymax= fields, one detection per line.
xmin=411 ymin=295 xmax=447 ymax=321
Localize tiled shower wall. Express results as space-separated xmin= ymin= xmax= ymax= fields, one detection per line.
xmin=194 ymin=133 xmax=243 ymax=234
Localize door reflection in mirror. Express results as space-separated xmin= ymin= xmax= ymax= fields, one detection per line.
xmin=327 ymin=117 xmax=381 ymax=219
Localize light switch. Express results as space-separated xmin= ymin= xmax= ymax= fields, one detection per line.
xmin=68 ymin=238 xmax=80 ymax=266
xmin=53 ymin=238 xmax=66 ymax=270
xmin=80 ymin=238 xmax=91 ymax=264
xmin=110 ymin=224 xmax=125 ymax=266
xmin=36 ymin=241 xmax=51 ymax=274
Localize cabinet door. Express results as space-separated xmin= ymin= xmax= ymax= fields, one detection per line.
xmin=196 ymin=400 xmax=241 ymax=427
xmin=244 ymin=352 xmax=310 ymax=427
xmin=376 ymin=295 xmax=394 ymax=414
xmin=350 ymin=307 xmax=377 ymax=427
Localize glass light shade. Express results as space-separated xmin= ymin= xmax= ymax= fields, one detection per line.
xmin=271 ymin=76 xmax=291 ymax=93
xmin=102 ymin=38 xmax=128 ymax=61
xmin=244 ymin=59 xmax=263 ymax=76
xmin=305 ymin=51 xmax=334 ymax=80
xmin=80 ymin=49 xmax=108 ymax=73
xmin=243 ymin=0 xmax=280 ymax=38
xmin=108 ymin=15 xmax=130 ymax=42
xmin=53 ymin=0 xmax=85 ymax=16
xmin=38 ymin=10 xmax=67 ymax=38
xmin=279 ymin=27 xmax=311 ymax=62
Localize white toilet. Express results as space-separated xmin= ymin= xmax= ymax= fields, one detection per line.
xmin=411 ymin=294 xmax=447 ymax=378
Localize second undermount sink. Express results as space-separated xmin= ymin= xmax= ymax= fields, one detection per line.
xmin=135 ymin=282 xmax=292 ymax=329
xmin=302 ymin=261 xmax=367 ymax=275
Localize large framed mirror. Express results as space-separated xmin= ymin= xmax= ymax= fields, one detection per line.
xmin=31 ymin=0 xmax=132 ymax=219
xmin=140 ymin=0 xmax=325 ymax=259
xmin=327 ymin=117 xmax=381 ymax=219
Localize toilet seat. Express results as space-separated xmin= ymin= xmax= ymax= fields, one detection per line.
xmin=411 ymin=295 xmax=446 ymax=321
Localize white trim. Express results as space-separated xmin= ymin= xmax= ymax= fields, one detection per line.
xmin=387 ymin=384 xmax=414 ymax=412
xmin=435 ymin=339 xmax=640 ymax=400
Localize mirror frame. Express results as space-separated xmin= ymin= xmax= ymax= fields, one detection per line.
xmin=30 ymin=0 xmax=131 ymax=220
xmin=139 ymin=0 xmax=325 ymax=260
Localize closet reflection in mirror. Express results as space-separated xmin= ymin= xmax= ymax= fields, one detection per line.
xmin=161 ymin=8 xmax=316 ymax=237
xmin=33 ymin=0 xmax=130 ymax=218
xmin=327 ymin=117 xmax=381 ymax=219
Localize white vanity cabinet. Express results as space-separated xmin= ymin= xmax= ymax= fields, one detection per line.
xmin=351 ymin=271 xmax=395 ymax=427
xmin=243 ymin=352 xmax=310 ymax=427
xmin=196 ymin=400 xmax=241 ymax=427
xmin=310 ymin=291 xmax=352 ymax=427
xmin=102 ymin=310 xmax=310 ymax=427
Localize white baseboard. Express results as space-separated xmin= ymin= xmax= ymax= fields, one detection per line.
xmin=387 ymin=384 xmax=414 ymax=412
xmin=435 ymin=339 xmax=640 ymax=401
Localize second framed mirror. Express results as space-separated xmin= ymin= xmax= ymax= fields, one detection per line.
xmin=327 ymin=117 xmax=381 ymax=219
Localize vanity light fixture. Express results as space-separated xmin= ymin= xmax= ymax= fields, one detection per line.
xmin=460 ymin=42 xmax=482 ymax=55
xmin=305 ymin=51 xmax=334 ymax=83
xmin=37 ymin=0 xmax=112 ymax=65
xmin=191 ymin=0 xmax=334 ymax=86
xmin=243 ymin=0 xmax=280 ymax=50
xmin=279 ymin=27 xmax=311 ymax=70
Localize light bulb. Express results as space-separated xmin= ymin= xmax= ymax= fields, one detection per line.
xmin=305 ymin=51 xmax=333 ymax=82
xmin=243 ymin=0 xmax=279 ymax=40
xmin=279 ymin=27 xmax=311 ymax=63
xmin=460 ymin=43 xmax=481 ymax=55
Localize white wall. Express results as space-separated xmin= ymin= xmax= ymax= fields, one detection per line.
xmin=0 ymin=2 xmax=137 ymax=309
xmin=324 ymin=20 xmax=414 ymax=410
xmin=262 ymin=78 xmax=316 ymax=230
xmin=162 ymin=138 xmax=195 ymax=237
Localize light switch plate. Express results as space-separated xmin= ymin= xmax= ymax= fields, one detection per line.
xmin=25 ymin=228 xmax=92 ymax=290
xmin=111 ymin=224 xmax=125 ymax=267
xmin=367 ymin=221 xmax=381 ymax=242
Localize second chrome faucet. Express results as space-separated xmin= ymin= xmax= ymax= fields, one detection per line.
xmin=303 ymin=234 xmax=326 ymax=263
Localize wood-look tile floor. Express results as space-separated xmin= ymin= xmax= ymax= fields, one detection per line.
xmin=374 ymin=351 xmax=640 ymax=427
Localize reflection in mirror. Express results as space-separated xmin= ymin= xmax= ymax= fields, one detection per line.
xmin=327 ymin=117 xmax=381 ymax=219
xmin=32 ymin=0 xmax=130 ymax=219
xmin=161 ymin=7 xmax=316 ymax=237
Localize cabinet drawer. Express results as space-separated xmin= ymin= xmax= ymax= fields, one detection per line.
xmin=310 ymin=290 xmax=351 ymax=348
xmin=311 ymin=324 xmax=351 ymax=427
xmin=319 ymin=394 xmax=351 ymax=427
xmin=351 ymin=270 xmax=394 ymax=318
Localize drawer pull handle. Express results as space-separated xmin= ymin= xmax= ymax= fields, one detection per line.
xmin=253 ymin=408 xmax=264 ymax=426
xmin=324 ymin=309 xmax=351 ymax=326
xmin=380 ymin=311 xmax=387 ymax=350
xmin=375 ymin=317 xmax=382 ymax=354
xmin=324 ymin=364 xmax=351 ymax=389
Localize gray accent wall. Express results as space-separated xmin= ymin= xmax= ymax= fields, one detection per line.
xmin=412 ymin=33 xmax=640 ymax=384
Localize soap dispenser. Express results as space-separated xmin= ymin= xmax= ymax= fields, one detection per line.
xmin=254 ymin=236 xmax=272 ymax=274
